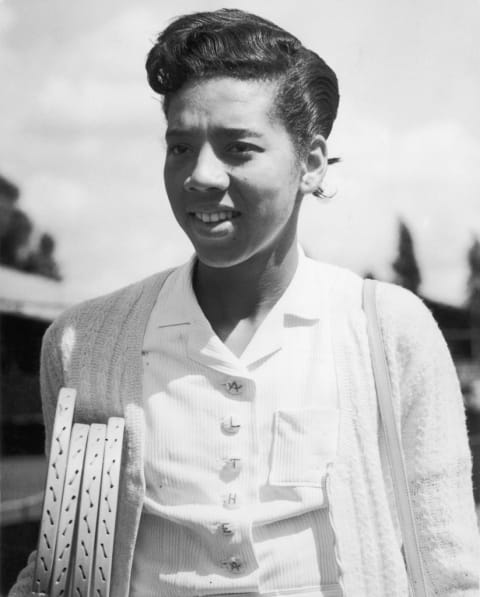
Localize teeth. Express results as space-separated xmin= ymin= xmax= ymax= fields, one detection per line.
xmin=194 ymin=211 xmax=236 ymax=223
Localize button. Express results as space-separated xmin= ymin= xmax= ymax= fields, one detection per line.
xmin=220 ymin=522 xmax=234 ymax=536
xmin=221 ymin=556 xmax=243 ymax=573
xmin=222 ymin=380 xmax=244 ymax=395
xmin=222 ymin=492 xmax=240 ymax=509
xmin=221 ymin=415 xmax=241 ymax=434
xmin=223 ymin=457 xmax=242 ymax=472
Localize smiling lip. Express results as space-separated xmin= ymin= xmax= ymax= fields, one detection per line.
xmin=189 ymin=210 xmax=240 ymax=224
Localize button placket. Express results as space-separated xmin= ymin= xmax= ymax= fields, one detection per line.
xmin=221 ymin=415 xmax=241 ymax=434
xmin=222 ymin=492 xmax=240 ymax=509
xmin=219 ymin=455 xmax=242 ymax=483
xmin=220 ymin=522 xmax=235 ymax=536
xmin=222 ymin=379 xmax=244 ymax=396
xmin=218 ymin=376 xmax=253 ymax=557
xmin=221 ymin=556 xmax=243 ymax=574
xmin=222 ymin=457 xmax=242 ymax=471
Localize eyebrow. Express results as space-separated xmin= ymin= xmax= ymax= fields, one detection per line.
xmin=165 ymin=127 xmax=263 ymax=140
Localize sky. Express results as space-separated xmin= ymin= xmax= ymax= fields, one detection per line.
xmin=1 ymin=0 xmax=479 ymax=305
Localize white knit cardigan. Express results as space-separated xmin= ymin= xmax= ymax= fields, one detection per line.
xmin=9 ymin=264 xmax=480 ymax=597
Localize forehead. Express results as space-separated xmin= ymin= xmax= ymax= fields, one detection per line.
xmin=165 ymin=77 xmax=282 ymax=134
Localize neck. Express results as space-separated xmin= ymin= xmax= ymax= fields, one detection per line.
xmin=194 ymin=239 xmax=299 ymax=327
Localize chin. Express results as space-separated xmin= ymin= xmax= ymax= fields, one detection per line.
xmin=196 ymin=254 xmax=244 ymax=270
xmin=194 ymin=246 xmax=252 ymax=270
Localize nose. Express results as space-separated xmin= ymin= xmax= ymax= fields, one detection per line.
xmin=184 ymin=146 xmax=229 ymax=192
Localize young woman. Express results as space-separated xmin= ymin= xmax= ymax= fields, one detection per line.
xmin=10 ymin=9 xmax=480 ymax=597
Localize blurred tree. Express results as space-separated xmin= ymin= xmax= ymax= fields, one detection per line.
xmin=0 ymin=208 xmax=32 ymax=268
xmin=392 ymin=219 xmax=421 ymax=294
xmin=24 ymin=233 xmax=61 ymax=281
xmin=0 ymin=174 xmax=20 ymax=238
xmin=467 ymin=236 xmax=480 ymax=360
xmin=0 ymin=172 xmax=62 ymax=280
xmin=0 ymin=175 xmax=19 ymax=198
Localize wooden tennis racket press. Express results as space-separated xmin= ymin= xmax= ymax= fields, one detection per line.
xmin=32 ymin=388 xmax=125 ymax=597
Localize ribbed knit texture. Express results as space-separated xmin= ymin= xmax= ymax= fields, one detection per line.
xmin=8 ymin=262 xmax=480 ymax=597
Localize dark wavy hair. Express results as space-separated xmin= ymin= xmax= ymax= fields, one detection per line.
xmin=145 ymin=9 xmax=340 ymax=195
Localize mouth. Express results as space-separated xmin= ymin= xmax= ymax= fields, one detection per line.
xmin=189 ymin=210 xmax=241 ymax=224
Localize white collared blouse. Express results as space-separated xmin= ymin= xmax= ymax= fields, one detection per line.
xmin=132 ymin=252 xmax=343 ymax=597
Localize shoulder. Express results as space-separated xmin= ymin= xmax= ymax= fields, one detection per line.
xmin=43 ymin=267 xmax=176 ymax=348
xmin=374 ymin=281 xmax=443 ymax=351
xmin=307 ymin=258 xmax=448 ymax=367
xmin=373 ymin=282 xmax=455 ymax=399
xmin=375 ymin=280 xmax=432 ymax=320
xmin=304 ymin=258 xmax=367 ymax=322
xmin=305 ymin=257 xmax=364 ymax=295
xmin=304 ymin=258 xmax=437 ymax=334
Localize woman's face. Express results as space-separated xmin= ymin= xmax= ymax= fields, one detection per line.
xmin=163 ymin=76 xmax=307 ymax=269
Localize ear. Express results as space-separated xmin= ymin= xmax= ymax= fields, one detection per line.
xmin=299 ymin=135 xmax=328 ymax=195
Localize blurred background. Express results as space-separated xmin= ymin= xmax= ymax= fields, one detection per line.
xmin=1 ymin=0 xmax=479 ymax=593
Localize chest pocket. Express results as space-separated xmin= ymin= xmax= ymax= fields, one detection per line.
xmin=268 ymin=408 xmax=339 ymax=487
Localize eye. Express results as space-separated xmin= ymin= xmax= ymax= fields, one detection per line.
xmin=226 ymin=142 xmax=259 ymax=155
xmin=228 ymin=142 xmax=249 ymax=153
xmin=167 ymin=144 xmax=190 ymax=156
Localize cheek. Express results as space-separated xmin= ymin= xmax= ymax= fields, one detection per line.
xmin=164 ymin=166 xmax=183 ymax=202
xmin=260 ymin=153 xmax=301 ymax=191
xmin=242 ymin=161 xmax=294 ymax=190
xmin=250 ymin=162 xmax=301 ymax=211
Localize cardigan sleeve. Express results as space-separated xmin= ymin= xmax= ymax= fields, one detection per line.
xmin=7 ymin=322 xmax=65 ymax=597
xmin=377 ymin=283 xmax=480 ymax=595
